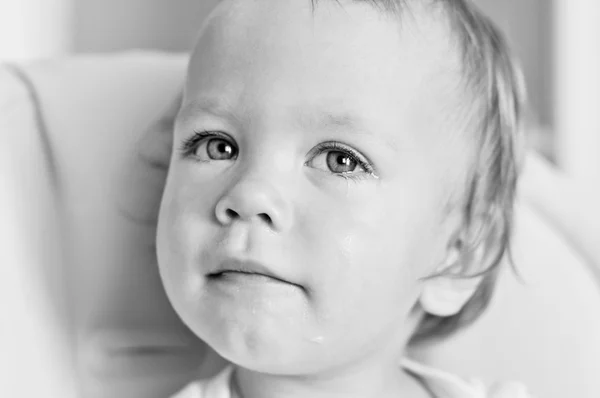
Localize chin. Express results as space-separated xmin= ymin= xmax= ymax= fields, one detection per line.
xmin=197 ymin=317 xmax=328 ymax=375
xmin=221 ymin=347 xmax=325 ymax=375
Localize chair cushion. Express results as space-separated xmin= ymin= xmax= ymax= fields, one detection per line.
xmin=18 ymin=52 xmax=205 ymax=398
xmin=0 ymin=65 xmax=75 ymax=396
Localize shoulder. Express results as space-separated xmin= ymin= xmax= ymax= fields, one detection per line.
xmin=401 ymin=358 xmax=533 ymax=398
xmin=487 ymin=381 xmax=533 ymax=398
xmin=170 ymin=366 xmax=234 ymax=398
xmin=170 ymin=382 xmax=205 ymax=398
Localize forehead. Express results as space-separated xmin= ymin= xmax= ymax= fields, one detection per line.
xmin=184 ymin=0 xmax=466 ymax=150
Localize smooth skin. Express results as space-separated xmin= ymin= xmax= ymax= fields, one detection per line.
xmin=157 ymin=1 xmax=484 ymax=398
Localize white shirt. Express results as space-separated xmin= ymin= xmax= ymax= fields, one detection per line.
xmin=170 ymin=358 xmax=532 ymax=398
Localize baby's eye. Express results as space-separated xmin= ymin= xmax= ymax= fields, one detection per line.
xmin=309 ymin=151 xmax=364 ymax=174
xmin=199 ymin=138 xmax=237 ymax=160
xmin=180 ymin=131 xmax=238 ymax=162
xmin=306 ymin=142 xmax=376 ymax=178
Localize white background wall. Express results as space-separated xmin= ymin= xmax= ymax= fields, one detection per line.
xmin=71 ymin=0 xmax=219 ymax=54
xmin=0 ymin=0 xmax=72 ymax=60
xmin=553 ymin=0 xmax=600 ymax=184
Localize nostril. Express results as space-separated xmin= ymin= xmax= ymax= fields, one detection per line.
xmin=258 ymin=213 xmax=272 ymax=225
xmin=225 ymin=209 xmax=239 ymax=220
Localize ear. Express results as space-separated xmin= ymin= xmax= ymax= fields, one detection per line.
xmin=419 ymin=268 xmax=483 ymax=317
xmin=418 ymin=225 xmax=488 ymax=317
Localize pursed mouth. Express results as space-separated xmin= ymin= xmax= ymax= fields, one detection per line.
xmin=207 ymin=258 xmax=307 ymax=292
xmin=207 ymin=270 xmax=290 ymax=285
xmin=207 ymin=270 xmax=305 ymax=291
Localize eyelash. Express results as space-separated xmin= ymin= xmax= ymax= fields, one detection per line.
xmin=178 ymin=130 xmax=233 ymax=159
xmin=178 ymin=131 xmax=378 ymax=179
xmin=307 ymin=142 xmax=378 ymax=180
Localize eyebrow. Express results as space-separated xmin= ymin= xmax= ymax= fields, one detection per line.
xmin=178 ymin=97 xmax=398 ymax=151
xmin=295 ymin=107 xmax=399 ymax=151
xmin=178 ymin=97 xmax=244 ymax=126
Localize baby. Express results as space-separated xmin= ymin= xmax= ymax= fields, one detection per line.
xmin=156 ymin=0 xmax=527 ymax=397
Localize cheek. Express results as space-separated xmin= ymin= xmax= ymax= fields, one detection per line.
xmin=159 ymin=165 xmax=224 ymax=236
xmin=296 ymin=181 xmax=444 ymax=331
xmin=157 ymin=169 xmax=222 ymax=292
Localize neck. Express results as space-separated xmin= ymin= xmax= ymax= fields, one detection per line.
xmin=231 ymin=337 xmax=429 ymax=398
xmin=229 ymin=307 xmax=429 ymax=398
xmin=233 ymin=361 xmax=427 ymax=398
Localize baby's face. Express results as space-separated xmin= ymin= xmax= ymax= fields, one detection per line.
xmin=158 ymin=0 xmax=470 ymax=374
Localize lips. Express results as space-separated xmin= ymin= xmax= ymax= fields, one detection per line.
xmin=207 ymin=258 xmax=302 ymax=288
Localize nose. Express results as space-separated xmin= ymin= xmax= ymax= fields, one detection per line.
xmin=214 ymin=176 xmax=292 ymax=232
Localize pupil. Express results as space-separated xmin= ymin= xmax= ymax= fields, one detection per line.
xmin=327 ymin=151 xmax=356 ymax=173
xmin=207 ymin=138 xmax=235 ymax=160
